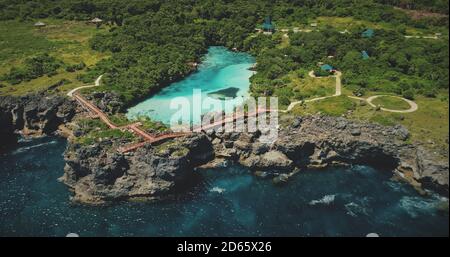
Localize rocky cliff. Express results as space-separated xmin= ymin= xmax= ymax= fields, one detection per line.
xmin=62 ymin=115 xmax=449 ymax=205
xmin=0 ymin=92 xmax=76 ymax=152
xmin=207 ymin=115 xmax=448 ymax=194
xmin=60 ymin=134 xmax=214 ymax=204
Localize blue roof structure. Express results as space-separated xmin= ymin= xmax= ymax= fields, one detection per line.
xmin=321 ymin=64 xmax=334 ymax=71
xmin=362 ymin=50 xmax=370 ymax=60
xmin=362 ymin=29 xmax=374 ymax=38
xmin=263 ymin=16 xmax=275 ymax=31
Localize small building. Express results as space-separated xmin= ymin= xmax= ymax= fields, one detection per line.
xmin=34 ymin=21 xmax=46 ymax=28
xmin=90 ymin=17 xmax=103 ymax=24
xmin=321 ymin=64 xmax=335 ymax=72
xmin=361 ymin=50 xmax=370 ymax=60
xmin=362 ymin=29 xmax=374 ymax=38
xmin=262 ymin=16 xmax=275 ymax=33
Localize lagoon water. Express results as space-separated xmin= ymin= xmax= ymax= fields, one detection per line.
xmin=0 ymin=137 xmax=448 ymax=236
xmin=126 ymin=46 xmax=256 ymax=125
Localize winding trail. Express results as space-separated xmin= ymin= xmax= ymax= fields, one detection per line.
xmin=283 ymin=71 xmax=342 ymax=112
xmin=365 ymin=95 xmax=418 ymax=113
xmin=281 ymin=70 xmax=418 ymax=113
xmin=67 ymin=75 xmax=103 ymax=97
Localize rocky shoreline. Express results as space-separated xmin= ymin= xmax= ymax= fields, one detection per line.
xmin=61 ymin=115 xmax=449 ymax=205
xmin=1 ymin=93 xmax=449 ymax=204
xmin=0 ymin=92 xmax=76 ymax=152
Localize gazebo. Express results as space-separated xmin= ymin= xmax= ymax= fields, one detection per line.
xmin=90 ymin=17 xmax=103 ymax=24
xmin=90 ymin=17 xmax=103 ymax=29
xmin=361 ymin=51 xmax=370 ymax=60
xmin=321 ymin=64 xmax=335 ymax=72
xmin=34 ymin=21 xmax=46 ymax=28
xmin=262 ymin=16 xmax=275 ymax=33
xmin=362 ymin=29 xmax=374 ymax=38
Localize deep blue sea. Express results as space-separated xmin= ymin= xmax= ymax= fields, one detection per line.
xmin=0 ymin=137 xmax=448 ymax=237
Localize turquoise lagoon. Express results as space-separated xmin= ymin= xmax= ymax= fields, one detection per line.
xmin=126 ymin=46 xmax=256 ymax=125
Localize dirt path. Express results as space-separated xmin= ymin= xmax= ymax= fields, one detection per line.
xmin=366 ymin=95 xmax=418 ymax=113
xmin=67 ymin=75 xmax=103 ymax=97
xmin=283 ymin=70 xmax=418 ymax=113
xmin=284 ymin=71 xmax=342 ymax=112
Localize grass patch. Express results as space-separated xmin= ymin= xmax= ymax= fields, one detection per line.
xmin=0 ymin=19 xmax=110 ymax=96
xmin=291 ymin=95 xmax=356 ymax=117
xmin=289 ymin=72 xmax=336 ymax=100
xmin=371 ymin=95 xmax=411 ymax=110
xmin=75 ymin=129 xmax=136 ymax=146
xmin=350 ymin=93 xmax=449 ymax=154
xmin=74 ymin=117 xmax=137 ymax=146
xmin=155 ymin=140 xmax=189 ymax=158
xmin=109 ymin=114 xmax=132 ymax=127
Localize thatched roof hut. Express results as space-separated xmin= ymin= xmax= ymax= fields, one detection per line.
xmin=34 ymin=21 xmax=46 ymax=27
xmin=90 ymin=18 xmax=103 ymax=24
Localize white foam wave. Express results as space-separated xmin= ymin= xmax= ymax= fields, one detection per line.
xmin=210 ymin=186 xmax=226 ymax=194
xmin=345 ymin=202 xmax=369 ymax=217
xmin=309 ymin=194 xmax=336 ymax=206
xmin=12 ymin=140 xmax=58 ymax=155
xmin=398 ymin=196 xmax=436 ymax=218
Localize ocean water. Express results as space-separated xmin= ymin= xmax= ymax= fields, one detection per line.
xmin=0 ymin=137 xmax=448 ymax=237
xmin=126 ymin=46 xmax=256 ymax=125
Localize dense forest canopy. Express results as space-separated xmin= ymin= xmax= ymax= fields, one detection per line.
xmin=0 ymin=0 xmax=448 ymax=105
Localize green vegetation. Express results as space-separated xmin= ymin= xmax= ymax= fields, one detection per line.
xmin=352 ymin=94 xmax=449 ymax=153
xmin=291 ymin=95 xmax=356 ymax=117
xmin=0 ymin=0 xmax=447 ymax=153
xmin=0 ymin=19 xmax=109 ymax=96
xmin=1 ymin=53 xmax=63 ymax=84
xmin=75 ymin=128 xmax=136 ymax=146
xmin=74 ymin=118 xmax=136 ymax=146
xmin=1 ymin=0 xmax=446 ymax=104
xmin=155 ymin=140 xmax=189 ymax=158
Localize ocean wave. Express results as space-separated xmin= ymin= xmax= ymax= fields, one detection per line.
xmin=345 ymin=202 xmax=369 ymax=217
xmin=398 ymin=196 xmax=440 ymax=218
xmin=210 ymin=186 xmax=226 ymax=194
xmin=12 ymin=140 xmax=58 ymax=155
xmin=309 ymin=194 xmax=336 ymax=206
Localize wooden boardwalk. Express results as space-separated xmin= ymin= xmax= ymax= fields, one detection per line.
xmin=72 ymin=92 xmax=189 ymax=153
xmin=70 ymin=78 xmax=276 ymax=154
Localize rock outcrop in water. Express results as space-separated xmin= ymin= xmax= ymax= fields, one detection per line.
xmin=0 ymin=92 xmax=76 ymax=152
xmin=62 ymin=114 xmax=448 ymax=204
xmin=60 ymin=134 xmax=214 ymax=204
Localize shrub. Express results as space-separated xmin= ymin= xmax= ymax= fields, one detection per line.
xmin=353 ymin=87 xmax=366 ymax=97
xmin=313 ymin=69 xmax=331 ymax=77
xmin=402 ymin=89 xmax=415 ymax=100
xmin=66 ymin=62 xmax=86 ymax=72
xmin=423 ymin=87 xmax=438 ymax=98
xmin=2 ymin=54 xmax=62 ymax=84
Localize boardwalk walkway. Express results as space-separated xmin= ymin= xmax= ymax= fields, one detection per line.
xmin=67 ymin=76 xmax=191 ymax=153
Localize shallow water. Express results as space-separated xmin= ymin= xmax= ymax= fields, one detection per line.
xmin=0 ymin=137 xmax=448 ymax=237
xmin=126 ymin=46 xmax=255 ymax=125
